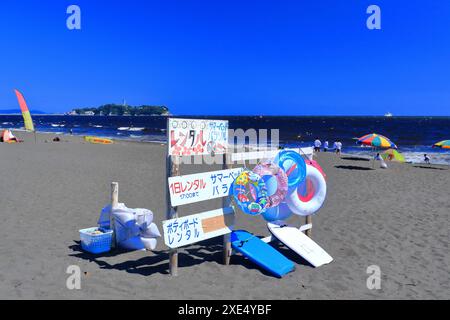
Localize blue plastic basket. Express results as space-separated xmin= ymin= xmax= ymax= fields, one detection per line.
xmin=79 ymin=227 xmax=113 ymax=254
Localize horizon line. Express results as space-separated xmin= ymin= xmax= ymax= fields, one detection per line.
xmin=1 ymin=112 xmax=450 ymax=118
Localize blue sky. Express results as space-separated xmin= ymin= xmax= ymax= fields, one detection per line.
xmin=0 ymin=0 xmax=449 ymax=116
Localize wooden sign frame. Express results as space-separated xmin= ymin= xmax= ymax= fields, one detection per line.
xmin=165 ymin=117 xmax=315 ymax=276
xmin=165 ymin=118 xmax=233 ymax=276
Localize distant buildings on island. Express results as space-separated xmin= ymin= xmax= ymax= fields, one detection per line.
xmin=66 ymin=104 xmax=170 ymax=116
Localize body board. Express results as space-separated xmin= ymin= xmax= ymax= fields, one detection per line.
xmin=84 ymin=136 xmax=114 ymax=145
xmin=268 ymin=221 xmax=333 ymax=267
xmin=231 ymin=230 xmax=295 ymax=278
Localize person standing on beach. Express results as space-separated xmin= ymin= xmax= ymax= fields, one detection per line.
xmin=323 ymin=141 xmax=329 ymax=152
xmin=334 ymin=141 xmax=342 ymax=155
xmin=424 ymin=154 xmax=430 ymax=164
xmin=314 ymin=139 xmax=322 ymax=152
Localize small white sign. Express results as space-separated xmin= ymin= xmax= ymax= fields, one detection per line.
xmin=168 ymin=167 xmax=243 ymax=207
xmin=163 ymin=207 xmax=235 ymax=249
xmin=168 ymin=118 xmax=229 ymax=156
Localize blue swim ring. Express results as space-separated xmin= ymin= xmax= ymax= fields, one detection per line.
xmin=262 ymin=202 xmax=293 ymax=222
xmin=274 ymin=150 xmax=306 ymax=188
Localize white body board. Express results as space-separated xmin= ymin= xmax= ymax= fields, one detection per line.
xmin=268 ymin=221 xmax=333 ymax=267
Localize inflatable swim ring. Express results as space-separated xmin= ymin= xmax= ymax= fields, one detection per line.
xmin=307 ymin=159 xmax=326 ymax=179
xmin=253 ymin=162 xmax=288 ymax=207
xmin=275 ymin=150 xmax=306 ymax=189
xmin=262 ymin=202 xmax=293 ymax=222
xmin=232 ymin=170 xmax=269 ymax=216
xmin=286 ymin=164 xmax=327 ymax=216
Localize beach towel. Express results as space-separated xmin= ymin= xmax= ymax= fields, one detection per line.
xmin=98 ymin=203 xmax=161 ymax=251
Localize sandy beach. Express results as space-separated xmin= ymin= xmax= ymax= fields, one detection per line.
xmin=0 ymin=131 xmax=448 ymax=300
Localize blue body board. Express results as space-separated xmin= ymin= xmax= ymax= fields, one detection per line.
xmin=231 ymin=230 xmax=295 ymax=278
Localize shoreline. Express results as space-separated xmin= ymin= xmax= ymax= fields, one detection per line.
xmin=7 ymin=130 xmax=450 ymax=167
xmin=9 ymin=129 xmax=167 ymax=146
xmin=2 ymin=114 xmax=450 ymax=167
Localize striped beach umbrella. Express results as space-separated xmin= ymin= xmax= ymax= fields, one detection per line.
xmin=357 ymin=133 xmax=397 ymax=149
xmin=381 ymin=149 xmax=405 ymax=163
xmin=432 ymin=140 xmax=450 ymax=149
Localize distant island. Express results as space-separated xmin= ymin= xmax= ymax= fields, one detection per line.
xmin=68 ymin=104 xmax=170 ymax=116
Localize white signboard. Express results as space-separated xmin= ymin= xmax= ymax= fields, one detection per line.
xmin=163 ymin=207 xmax=235 ymax=249
xmin=168 ymin=118 xmax=229 ymax=156
xmin=168 ymin=167 xmax=243 ymax=207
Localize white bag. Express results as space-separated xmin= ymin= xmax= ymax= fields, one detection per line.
xmin=98 ymin=203 xmax=161 ymax=251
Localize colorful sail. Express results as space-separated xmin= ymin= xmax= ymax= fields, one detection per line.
xmin=14 ymin=89 xmax=35 ymax=132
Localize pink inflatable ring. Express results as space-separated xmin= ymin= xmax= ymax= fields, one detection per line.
xmin=253 ymin=162 xmax=288 ymax=208
xmin=307 ymin=159 xmax=326 ymax=179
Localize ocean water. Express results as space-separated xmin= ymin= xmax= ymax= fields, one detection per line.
xmin=1 ymin=115 xmax=449 ymax=165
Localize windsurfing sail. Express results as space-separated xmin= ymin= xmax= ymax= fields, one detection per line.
xmin=14 ymin=89 xmax=35 ymax=132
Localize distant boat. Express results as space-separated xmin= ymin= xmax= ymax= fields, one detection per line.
xmin=384 ymin=112 xmax=393 ymax=117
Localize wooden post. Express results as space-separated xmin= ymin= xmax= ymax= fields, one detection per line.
xmin=222 ymin=153 xmax=232 ymax=265
xmin=167 ymin=155 xmax=180 ymax=276
xmin=305 ymin=215 xmax=312 ymax=238
xmin=110 ymin=182 xmax=119 ymax=249
xmin=372 ymin=148 xmax=376 ymax=169
xmin=303 ymin=149 xmax=313 ymax=238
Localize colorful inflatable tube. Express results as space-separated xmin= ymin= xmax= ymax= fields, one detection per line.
xmin=286 ymin=164 xmax=327 ymax=216
xmin=307 ymin=159 xmax=326 ymax=179
xmin=232 ymin=170 xmax=269 ymax=216
xmin=274 ymin=150 xmax=306 ymax=189
xmin=262 ymin=202 xmax=293 ymax=222
xmin=253 ymin=162 xmax=288 ymax=208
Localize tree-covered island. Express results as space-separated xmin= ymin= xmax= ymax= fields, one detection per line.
xmin=68 ymin=104 xmax=170 ymax=116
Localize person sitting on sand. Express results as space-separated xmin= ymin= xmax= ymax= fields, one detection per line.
xmin=1 ymin=130 xmax=22 ymax=143
xmin=424 ymin=154 xmax=430 ymax=164
xmin=314 ymin=139 xmax=322 ymax=152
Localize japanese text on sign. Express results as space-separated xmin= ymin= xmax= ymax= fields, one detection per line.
xmin=168 ymin=118 xmax=229 ymax=156
xmin=168 ymin=168 xmax=243 ymax=207
xmin=163 ymin=208 xmax=235 ymax=249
